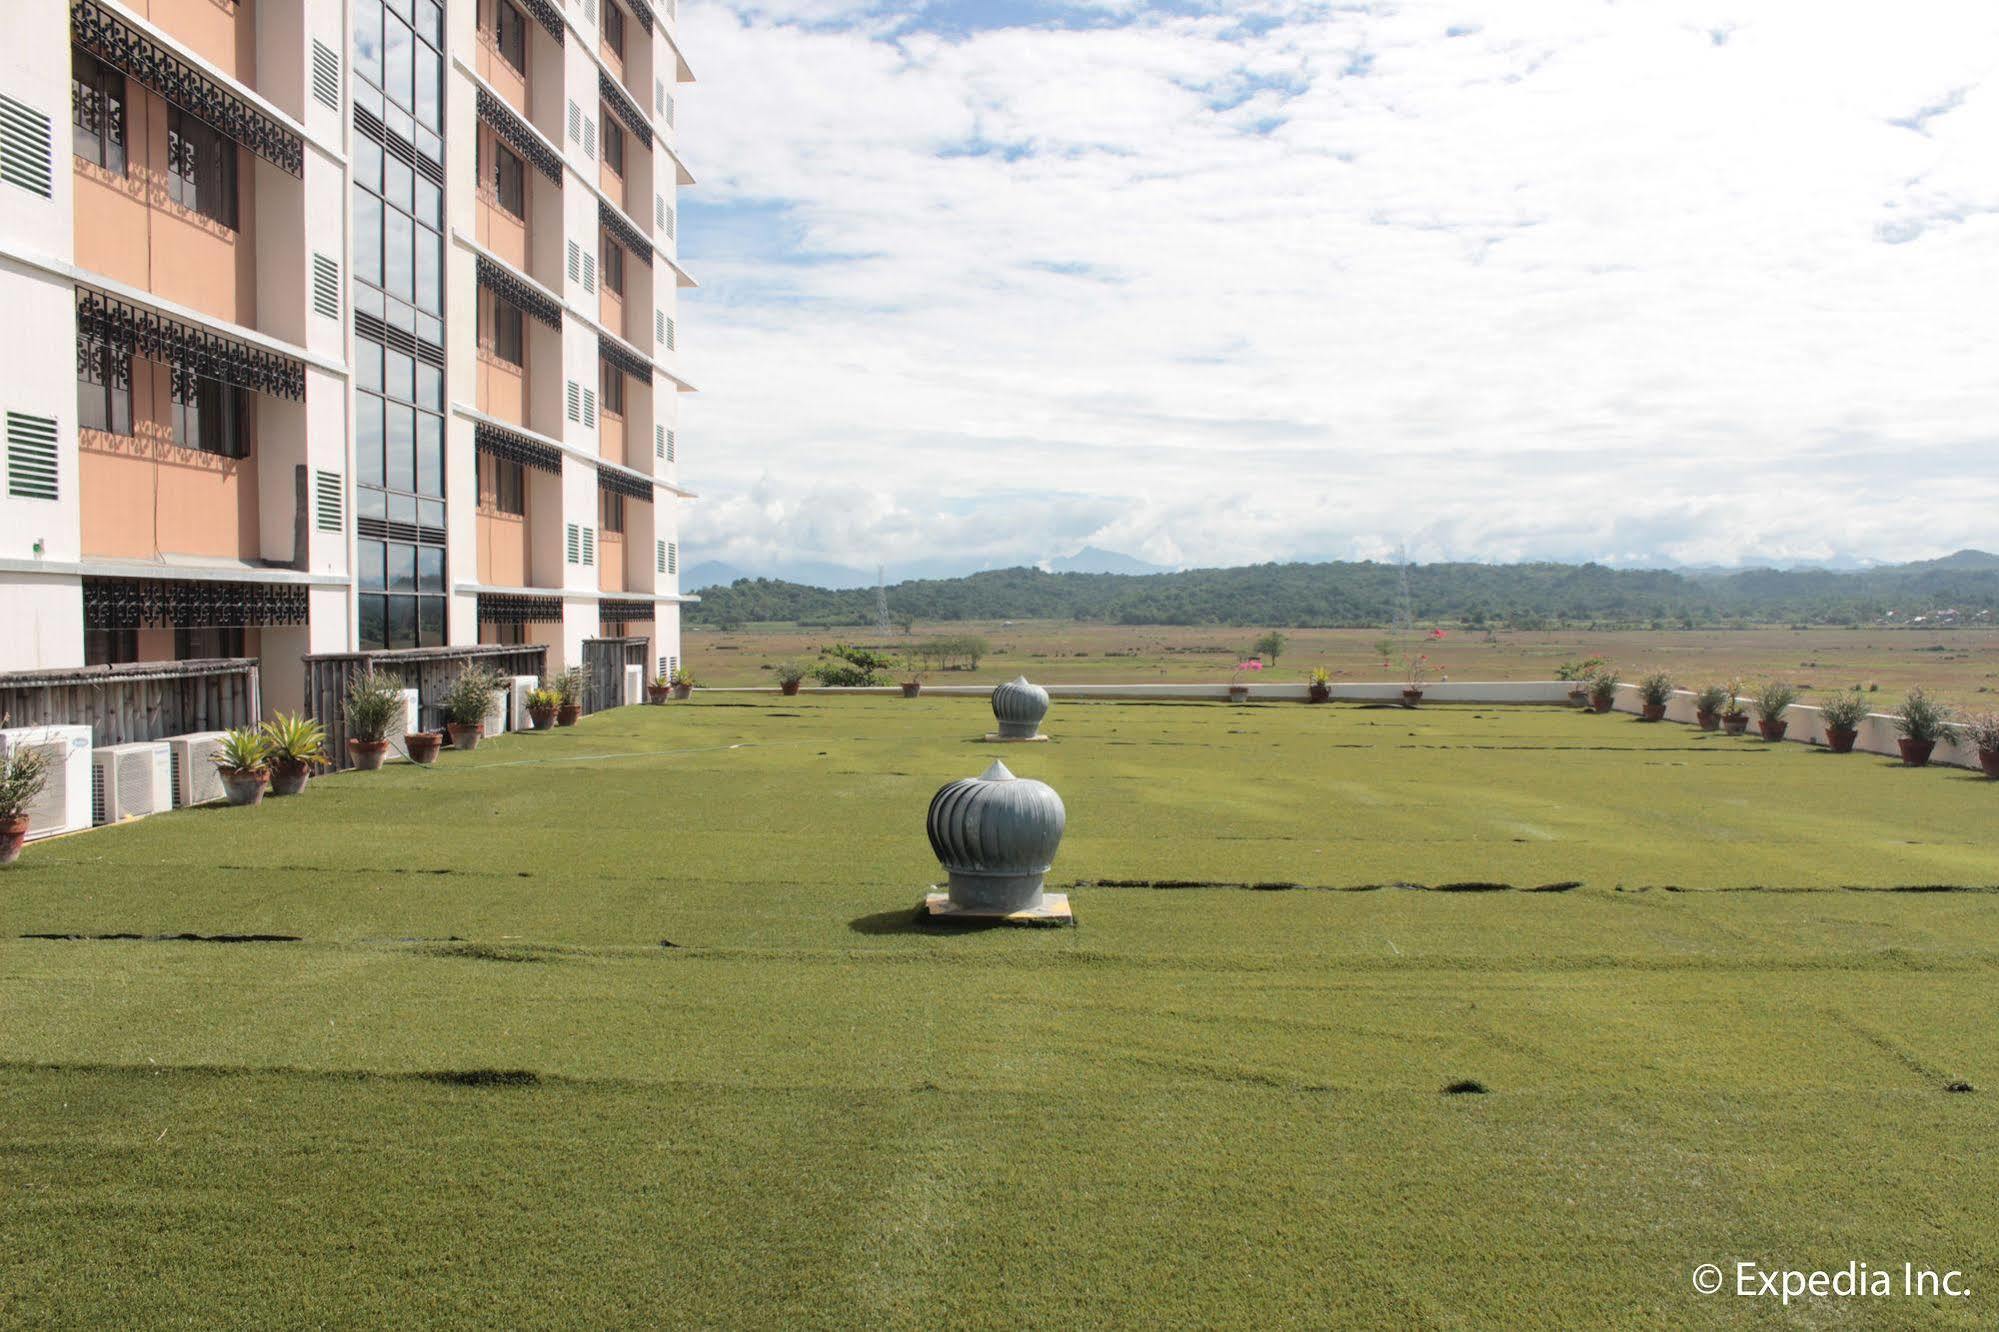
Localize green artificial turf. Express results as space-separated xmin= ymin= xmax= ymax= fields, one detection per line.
xmin=2 ymin=698 xmax=1995 ymax=1327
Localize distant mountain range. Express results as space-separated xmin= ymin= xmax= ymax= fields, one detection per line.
xmin=684 ymin=545 xmax=1173 ymax=591
xmin=684 ymin=551 xmax=1999 ymax=628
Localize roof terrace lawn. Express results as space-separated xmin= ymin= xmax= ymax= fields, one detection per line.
xmin=2 ymin=698 xmax=1996 ymax=1327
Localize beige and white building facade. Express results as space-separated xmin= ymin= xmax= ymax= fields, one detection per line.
xmin=0 ymin=0 xmax=695 ymax=713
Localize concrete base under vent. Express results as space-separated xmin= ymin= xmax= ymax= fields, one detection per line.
xmin=922 ymin=890 xmax=1074 ymax=926
xmin=981 ymin=732 xmax=1049 ymax=743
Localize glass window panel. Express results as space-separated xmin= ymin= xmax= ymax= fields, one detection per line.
xmin=416 ymin=48 xmax=440 ymax=130
xmin=422 ymin=1 xmax=444 ymax=46
xmin=356 ymin=337 xmax=383 ymax=393
xmin=417 ymin=363 xmax=442 ymax=410
xmin=416 ymin=177 xmax=440 ymax=228
xmin=386 ymin=14 xmax=414 ymax=111
xmin=356 ymin=393 xmax=385 ymax=485
xmin=419 ymin=498 xmax=446 ymax=529
xmin=387 ymin=104 xmax=413 ymax=147
xmin=357 ymin=285 xmax=384 ymax=319
xmin=359 ymin=539 xmax=387 ymax=590
xmin=388 ymin=544 xmax=417 ymax=592
xmin=389 ymin=492 xmax=418 ymax=524
xmin=386 ymin=403 xmax=415 ymax=491
xmin=385 ymin=154 xmax=412 ymax=213
xmin=354 ymin=134 xmax=382 ymax=194
xmin=388 ymin=595 xmax=417 ymax=649
xmin=418 ymin=546 xmax=445 ymax=592
xmin=385 ymin=207 xmax=414 ymax=300
xmin=354 ymin=0 xmax=384 ymax=87
xmin=353 ymin=190 xmax=382 ymax=286
xmin=354 ymin=80 xmax=383 ymax=120
xmin=358 ymin=594 xmax=387 ymax=650
xmin=357 ymin=487 xmax=387 ymax=520
xmin=417 ymin=126 xmax=441 ymax=165
xmin=417 ymin=413 xmax=443 ymax=496
xmin=418 ymin=595 xmax=444 ymax=647
xmin=416 ymin=224 xmax=440 ymax=314
xmin=387 ymin=348 xmax=414 ymax=403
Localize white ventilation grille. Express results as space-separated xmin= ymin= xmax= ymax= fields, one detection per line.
xmin=663 ymin=93 xmax=675 ymax=128
xmin=6 ymin=411 xmax=58 ymax=500
xmin=566 ymin=522 xmax=580 ymax=563
xmin=311 ymin=40 xmax=341 ymax=111
xmin=566 ymin=380 xmax=580 ymax=421
xmin=655 ymin=538 xmax=665 ymax=572
xmin=654 ymin=424 xmax=664 ymax=459
xmin=663 ymin=316 xmax=675 ymax=351
xmin=582 ymin=251 xmax=595 ymax=292
xmin=662 ymin=201 xmax=675 ymax=239
xmin=568 ymin=100 xmax=581 ymax=143
xmin=0 ymin=93 xmax=53 ymax=199
xmin=316 ymin=469 xmax=343 ymax=531
xmin=582 ymin=387 xmax=597 ymax=427
xmin=581 ymin=526 xmax=595 ymax=565
xmin=583 ymin=117 xmax=596 ymax=160
xmin=655 ymin=79 xmax=664 ymax=114
xmin=311 ymin=253 xmax=341 ymax=319
xmin=665 ymin=428 xmax=675 ymax=462
xmin=567 ymin=239 xmax=580 ymax=282
xmin=667 ymin=541 xmax=677 ymax=575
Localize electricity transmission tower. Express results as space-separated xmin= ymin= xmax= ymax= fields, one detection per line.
xmin=875 ymin=565 xmax=892 ymax=637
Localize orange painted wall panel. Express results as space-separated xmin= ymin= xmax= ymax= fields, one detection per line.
xmin=477 ymin=512 xmax=528 ymax=587
xmin=477 ymin=355 xmax=527 ymax=426
xmin=599 ymin=533 xmax=626 ymax=592
xmin=78 ymin=362 xmax=261 ymax=562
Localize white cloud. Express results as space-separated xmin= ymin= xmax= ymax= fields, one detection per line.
xmin=672 ymin=0 xmax=1999 ymax=575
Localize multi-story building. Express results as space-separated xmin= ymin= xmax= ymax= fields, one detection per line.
xmin=0 ymin=0 xmax=695 ymax=714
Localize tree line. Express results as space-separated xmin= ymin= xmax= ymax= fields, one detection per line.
xmin=687 ymin=557 xmax=1999 ymax=629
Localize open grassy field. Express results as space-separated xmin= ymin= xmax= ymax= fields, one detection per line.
xmin=3 ymin=696 xmax=1996 ymax=1327
xmin=687 ymin=620 xmax=1999 ymax=708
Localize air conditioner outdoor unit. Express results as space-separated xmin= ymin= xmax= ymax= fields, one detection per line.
xmin=0 ymin=725 xmax=94 ymax=839
xmin=397 ymin=687 xmax=422 ymax=737
xmin=91 ymin=741 xmax=173 ymax=826
xmin=623 ymin=663 xmax=643 ymax=707
xmin=507 ymin=675 xmax=540 ymax=731
xmin=165 ymin=731 xmax=230 ymax=808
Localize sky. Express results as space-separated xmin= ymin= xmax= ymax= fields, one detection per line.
xmin=672 ymin=0 xmax=1999 ymax=577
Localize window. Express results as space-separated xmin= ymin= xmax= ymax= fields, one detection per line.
xmin=71 ymin=49 xmax=125 ymax=173
xmin=174 ymin=626 xmax=246 ymax=659
xmin=493 ymin=0 xmax=527 ymax=73
xmin=76 ymin=340 xmax=132 ymax=435
xmin=480 ymin=288 xmax=524 ymax=366
xmin=171 ymin=374 xmax=249 ymax=458
xmin=489 ymin=136 xmax=524 ymax=216
xmin=83 ymin=627 xmax=138 ymax=666
xmin=600 ymin=488 xmax=624 ymax=534
xmin=601 ymin=234 xmax=624 ymax=295
xmin=479 ymin=453 xmax=525 ymax=515
xmin=600 ymin=359 xmax=624 ymax=415
xmin=604 ymin=1 xmax=625 ymax=57
xmin=167 ymin=109 xmax=238 ymax=228
xmin=602 ymin=117 xmax=624 ymax=176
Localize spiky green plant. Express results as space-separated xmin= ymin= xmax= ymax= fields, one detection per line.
xmin=1891 ymin=689 xmax=1955 ymax=744
xmin=1637 ymin=672 xmax=1673 ymax=708
xmin=1959 ymin=712 xmax=1999 ymax=754
xmin=210 ymin=727 xmax=271 ymax=775
xmin=443 ymin=667 xmax=504 ymax=728
xmin=343 ymin=670 xmax=404 ymax=744
xmin=1816 ymin=691 xmax=1870 ymax=733
xmin=1753 ymin=682 xmax=1799 ymax=723
xmin=1587 ymin=670 xmax=1618 ymax=706
xmin=261 ymin=714 xmax=329 ymax=768
xmin=555 ymin=667 xmax=587 ymax=707
xmin=0 ymin=743 xmax=52 ymax=821
xmin=1694 ymin=684 xmax=1731 ymax=716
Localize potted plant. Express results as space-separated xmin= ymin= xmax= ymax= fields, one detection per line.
xmin=776 ymin=662 xmax=807 ymax=696
xmin=1720 ymin=682 xmax=1750 ymax=736
xmin=1693 ymin=684 xmax=1730 ymax=731
xmin=1586 ymin=669 xmax=1618 ymax=714
xmin=525 ymin=686 xmax=560 ymax=731
xmin=405 ymin=730 xmax=443 ymax=765
xmin=210 ymin=727 xmax=272 ymax=806
xmin=1307 ymin=666 xmax=1332 ymax=704
xmin=1228 ymin=658 xmax=1263 ymax=704
xmin=1815 ymin=690 xmax=1869 ymax=754
xmin=0 ymin=742 xmax=52 ymax=866
xmin=1401 ymin=653 xmax=1430 ymax=707
xmin=261 ymin=713 xmax=328 ymax=795
xmin=444 ymin=667 xmax=502 ymax=751
xmin=899 ymin=664 xmax=924 ymax=699
xmin=1636 ymin=672 xmax=1673 ymax=722
xmin=670 ymin=666 xmax=693 ymax=701
xmin=1753 ymin=682 xmax=1799 ymax=741
xmin=1890 ymin=688 xmax=1953 ymax=767
xmin=1557 ymin=656 xmax=1606 ymax=706
xmin=343 ymin=669 xmax=402 ymax=771
xmin=1961 ymin=712 xmax=1999 ymax=779
xmin=556 ymin=667 xmax=586 ymax=724
xmin=647 ymin=674 xmax=673 ymax=705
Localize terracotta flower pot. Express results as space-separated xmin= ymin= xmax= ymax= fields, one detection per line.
xmin=647 ymin=687 xmax=671 ymax=705
xmin=1980 ymin=748 xmax=1999 ymax=779
xmin=1307 ymin=683 xmax=1331 ymax=704
xmin=556 ymin=705 xmax=582 ymax=726
xmin=1229 ymin=685 xmax=1250 ymax=704
xmin=1824 ymin=727 xmax=1858 ymax=754
xmin=348 ymin=738 xmax=389 ymax=771
xmin=1568 ymin=689 xmax=1589 ymax=708
xmin=1589 ymin=697 xmax=1613 ymax=714
xmin=529 ymin=706 xmax=556 ymax=731
xmin=1641 ymin=703 xmax=1666 ymax=722
xmin=0 ymin=814 xmax=29 ymax=867
xmin=1757 ymin=719 xmax=1788 ymax=742
xmin=405 ymin=733 xmax=443 ymax=765
xmin=1897 ymin=737 xmax=1936 ymax=767
xmin=269 ymin=760 xmax=312 ymax=796
xmin=671 ymin=685 xmax=691 ymax=701
xmin=1722 ymin=714 xmax=1749 ymax=736
xmin=780 ymin=679 xmax=802 ymax=696
xmin=1695 ymin=710 xmax=1720 ymax=731
xmin=1401 ymin=689 xmax=1423 ymax=708
xmin=448 ymin=722 xmax=483 ymax=752
xmin=901 ymin=682 xmax=922 ymax=698
xmin=220 ymin=768 xmax=269 ymax=806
